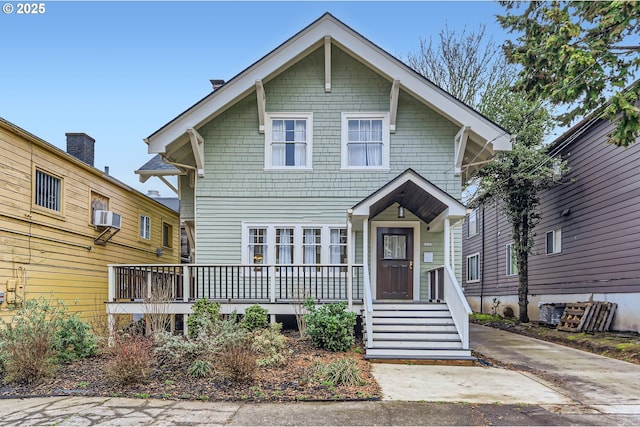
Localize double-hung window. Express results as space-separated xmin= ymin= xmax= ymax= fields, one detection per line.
xmin=35 ymin=168 xmax=62 ymax=212
xmin=140 ymin=215 xmax=151 ymax=240
xmin=248 ymin=227 xmax=266 ymax=266
xmin=341 ymin=113 xmax=390 ymax=170
xmin=265 ymin=113 xmax=312 ymax=169
xmin=468 ymin=209 xmax=478 ymax=238
xmin=546 ymin=229 xmax=562 ymax=255
xmin=466 ymin=253 xmax=480 ymax=282
xmin=303 ymin=228 xmax=322 ymax=272
xmin=243 ymin=225 xmax=348 ymax=274
xmin=506 ymin=243 xmax=518 ymax=276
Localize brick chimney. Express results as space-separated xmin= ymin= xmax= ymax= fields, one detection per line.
xmin=66 ymin=133 xmax=95 ymax=166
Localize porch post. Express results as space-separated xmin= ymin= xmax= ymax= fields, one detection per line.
xmin=347 ymin=210 xmax=353 ymax=309
xmin=182 ymin=265 xmax=190 ymax=302
xmin=444 ymin=216 xmax=451 ymax=269
xmin=107 ymin=265 xmax=115 ymax=302
xmin=363 ymin=217 xmax=369 ymax=295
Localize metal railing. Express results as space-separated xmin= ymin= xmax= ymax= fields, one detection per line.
xmin=109 ymin=264 xmax=364 ymax=304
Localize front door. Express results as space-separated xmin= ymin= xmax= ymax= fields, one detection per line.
xmin=376 ymin=227 xmax=413 ymax=299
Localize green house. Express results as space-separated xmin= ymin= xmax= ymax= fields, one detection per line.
xmin=113 ymin=13 xmax=511 ymax=360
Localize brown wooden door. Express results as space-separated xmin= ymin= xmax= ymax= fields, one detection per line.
xmin=376 ymin=227 xmax=413 ymax=299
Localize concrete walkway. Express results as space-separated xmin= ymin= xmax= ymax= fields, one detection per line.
xmin=1 ymin=324 xmax=639 ymax=425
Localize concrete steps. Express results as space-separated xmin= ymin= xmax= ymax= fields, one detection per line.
xmin=364 ymin=302 xmax=473 ymax=361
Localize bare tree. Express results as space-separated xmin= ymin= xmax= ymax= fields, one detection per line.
xmin=143 ymin=272 xmax=174 ymax=336
xmin=406 ymin=24 xmax=514 ymax=109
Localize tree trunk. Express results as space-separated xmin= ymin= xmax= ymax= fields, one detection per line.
xmin=516 ymin=214 xmax=530 ymax=323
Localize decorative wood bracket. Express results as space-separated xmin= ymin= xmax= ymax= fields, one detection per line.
xmin=454 ymin=125 xmax=471 ymax=176
xmin=390 ymin=79 xmax=400 ymax=133
xmin=256 ymin=80 xmax=266 ymax=133
xmin=324 ymin=36 xmax=332 ymax=93
xmin=186 ymin=128 xmax=205 ymax=178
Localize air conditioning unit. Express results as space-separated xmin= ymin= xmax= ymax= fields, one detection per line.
xmin=94 ymin=210 xmax=122 ymax=229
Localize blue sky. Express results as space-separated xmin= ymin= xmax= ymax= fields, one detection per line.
xmin=1 ymin=1 xmax=509 ymax=195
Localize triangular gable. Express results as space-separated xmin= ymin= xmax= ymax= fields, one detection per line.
xmin=145 ymin=13 xmax=511 ymax=178
xmin=351 ymin=169 xmax=467 ymax=224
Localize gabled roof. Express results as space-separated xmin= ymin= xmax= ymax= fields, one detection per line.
xmin=145 ymin=13 xmax=511 ymax=179
xmin=351 ymin=169 xmax=467 ymax=227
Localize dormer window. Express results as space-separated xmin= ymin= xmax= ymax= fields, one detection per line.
xmin=265 ymin=113 xmax=313 ymax=170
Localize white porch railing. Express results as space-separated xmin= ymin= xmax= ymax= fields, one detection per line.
xmin=443 ymin=264 xmax=471 ymax=349
xmin=108 ymin=264 xmax=364 ymax=304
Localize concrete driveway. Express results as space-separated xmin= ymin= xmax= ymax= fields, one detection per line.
xmin=372 ymin=323 xmax=640 ymax=425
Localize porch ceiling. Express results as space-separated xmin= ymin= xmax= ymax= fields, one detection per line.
xmin=370 ymin=180 xmax=448 ymax=224
xmin=351 ymin=168 xmax=467 ymax=227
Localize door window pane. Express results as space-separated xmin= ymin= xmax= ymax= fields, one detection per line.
xmin=383 ymin=235 xmax=406 ymax=259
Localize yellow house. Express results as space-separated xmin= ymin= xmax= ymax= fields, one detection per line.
xmin=0 ymin=117 xmax=180 ymax=322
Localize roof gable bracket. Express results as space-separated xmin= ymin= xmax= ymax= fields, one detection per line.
xmin=256 ymin=80 xmax=266 ymax=133
xmin=186 ymin=128 xmax=205 ymax=178
xmin=454 ymin=125 xmax=470 ymax=176
xmin=324 ymin=36 xmax=332 ymax=93
xmin=389 ymin=79 xmax=400 ymax=133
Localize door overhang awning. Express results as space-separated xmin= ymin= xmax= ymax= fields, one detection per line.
xmin=350 ymin=169 xmax=467 ymax=229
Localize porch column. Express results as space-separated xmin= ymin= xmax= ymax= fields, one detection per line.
xmin=444 ymin=217 xmax=451 ymax=269
xmin=363 ymin=216 xmax=370 ymax=296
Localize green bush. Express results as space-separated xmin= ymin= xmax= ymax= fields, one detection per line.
xmin=187 ymin=300 xmax=221 ymax=338
xmin=0 ymin=297 xmax=97 ymax=384
xmin=251 ymin=323 xmax=287 ymax=366
xmin=55 ymin=314 xmax=97 ymax=363
xmin=304 ymin=301 xmax=356 ymax=352
xmin=240 ymin=304 xmax=269 ymax=332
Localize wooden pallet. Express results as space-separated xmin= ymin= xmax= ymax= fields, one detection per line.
xmin=557 ymin=301 xmax=617 ymax=332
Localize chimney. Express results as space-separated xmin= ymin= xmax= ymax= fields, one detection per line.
xmin=210 ymin=79 xmax=225 ymax=91
xmin=66 ymin=133 xmax=95 ymax=166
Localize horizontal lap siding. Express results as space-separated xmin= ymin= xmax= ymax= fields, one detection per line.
xmin=464 ymin=117 xmax=640 ymax=299
xmin=0 ymin=124 xmax=180 ymax=320
xmin=530 ymin=118 xmax=640 ymax=295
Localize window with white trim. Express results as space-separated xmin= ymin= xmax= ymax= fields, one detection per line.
xmin=35 ymin=168 xmax=62 ymax=212
xmin=248 ymin=227 xmax=266 ymax=266
xmin=466 ymin=253 xmax=480 ymax=282
xmin=243 ymin=224 xmax=348 ymax=272
xmin=303 ymin=228 xmax=321 ymax=271
xmin=506 ymin=243 xmax=518 ymax=276
xmin=341 ymin=113 xmax=390 ymax=169
xmin=265 ymin=113 xmax=313 ymax=169
xmin=140 ymin=215 xmax=151 ymax=240
xmin=468 ymin=209 xmax=478 ymax=238
xmin=546 ymin=229 xmax=562 ymax=255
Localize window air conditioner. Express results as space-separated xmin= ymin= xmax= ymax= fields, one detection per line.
xmin=94 ymin=210 xmax=122 ymax=229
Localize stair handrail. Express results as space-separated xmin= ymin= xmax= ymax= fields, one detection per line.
xmin=363 ymin=263 xmax=374 ymax=349
xmin=443 ymin=264 xmax=471 ymax=349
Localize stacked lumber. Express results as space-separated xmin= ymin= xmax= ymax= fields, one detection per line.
xmin=557 ymin=301 xmax=617 ymax=332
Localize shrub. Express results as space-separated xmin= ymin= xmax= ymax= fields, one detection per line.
xmin=240 ymin=304 xmax=269 ymax=332
xmin=251 ymin=323 xmax=287 ymax=366
xmin=304 ymin=301 xmax=356 ymax=352
xmin=55 ymin=314 xmax=98 ymax=363
xmin=187 ymin=300 xmax=221 ymax=338
xmin=313 ymin=358 xmax=365 ymax=386
xmin=188 ymin=359 xmax=213 ymax=378
xmin=0 ymin=297 xmax=97 ymax=384
xmin=105 ymin=334 xmax=154 ymax=385
xmin=217 ymin=342 xmax=257 ymax=383
xmin=153 ymin=331 xmax=200 ymax=370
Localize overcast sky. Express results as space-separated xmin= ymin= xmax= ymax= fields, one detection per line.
xmin=1 ymin=1 xmax=509 ymax=196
